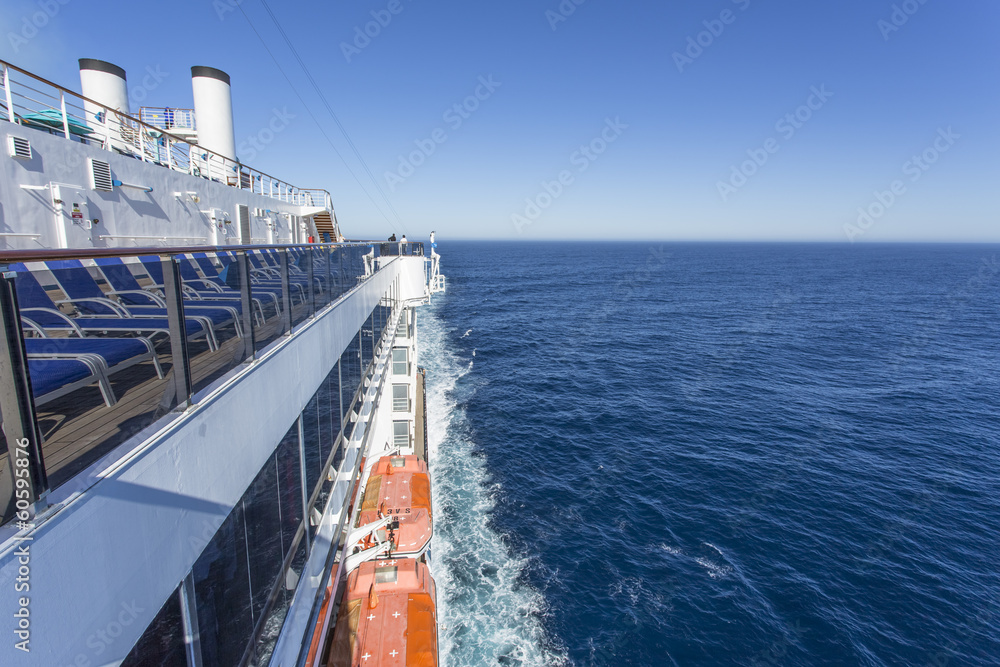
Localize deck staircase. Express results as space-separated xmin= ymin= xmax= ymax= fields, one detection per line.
xmin=312 ymin=211 xmax=337 ymax=242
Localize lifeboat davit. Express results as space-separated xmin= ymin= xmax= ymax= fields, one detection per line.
xmin=327 ymin=558 xmax=439 ymax=666
xmin=355 ymin=455 xmax=432 ymax=558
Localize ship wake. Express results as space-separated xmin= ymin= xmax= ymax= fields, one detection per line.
xmin=422 ymin=303 xmax=567 ymax=667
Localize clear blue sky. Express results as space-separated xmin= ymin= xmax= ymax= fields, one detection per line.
xmin=1 ymin=0 xmax=997 ymax=241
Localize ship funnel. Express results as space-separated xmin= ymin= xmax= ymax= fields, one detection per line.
xmin=79 ymin=59 xmax=131 ymax=152
xmin=191 ymin=66 xmax=236 ymax=162
xmin=79 ymin=58 xmax=129 ymax=117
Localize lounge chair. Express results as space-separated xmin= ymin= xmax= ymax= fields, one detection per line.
xmin=285 ymin=248 xmax=329 ymax=294
xmin=9 ymin=263 xmax=218 ymax=350
xmin=28 ymin=356 xmax=115 ymax=407
xmin=21 ymin=319 xmax=164 ymax=409
xmin=139 ymin=255 xmax=287 ymax=315
xmin=93 ymin=256 xmax=264 ymax=327
xmin=212 ymin=251 xmax=304 ymax=304
xmin=219 ymin=249 xmax=305 ymax=299
xmin=43 ymin=259 xmax=242 ymax=340
xmin=187 ymin=253 xmax=282 ymax=315
xmin=23 ymin=331 xmax=164 ymax=381
xmin=250 ymin=249 xmax=312 ymax=299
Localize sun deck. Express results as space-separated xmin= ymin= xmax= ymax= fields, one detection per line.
xmin=0 ymin=243 xmax=388 ymax=515
xmin=27 ymin=303 xmax=298 ymax=487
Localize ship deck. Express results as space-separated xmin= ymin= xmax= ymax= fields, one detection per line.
xmin=2 ymin=299 xmax=311 ymax=491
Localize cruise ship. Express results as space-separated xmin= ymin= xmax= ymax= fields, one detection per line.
xmin=0 ymin=57 xmax=444 ymax=665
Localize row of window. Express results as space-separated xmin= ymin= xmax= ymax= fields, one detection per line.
xmin=391 ymin=335 xmax=413 ymax=449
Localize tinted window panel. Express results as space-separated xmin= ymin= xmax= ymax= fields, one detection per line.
xmin=121 ymin=587 xmax=186 ymax=667
xmin=320 ymin=367 xmax=339 ymax=467
xmin=275 ymin=422 xmax=303 ymax=560
xmin=193 ymin=501 xmax=252 ymax=667
xmin=243 ymin=453 xmax=282 ymax=621
xmin=303 ymin=392 xmax=322 ymax=497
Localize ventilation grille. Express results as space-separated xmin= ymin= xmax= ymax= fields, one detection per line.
xmin=8 ymin=136 xmax=31 ymax=159
xmin=89 ymin=159 xmax=113 ymax=191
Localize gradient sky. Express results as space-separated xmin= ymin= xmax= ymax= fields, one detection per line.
xmin=1 ymin=0 xmax=997 ymax=241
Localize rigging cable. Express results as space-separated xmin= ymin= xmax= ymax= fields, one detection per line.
xmin=234 ymin=3 xmax=399 ymax=232
xmin=255 ymin=0 xmax=405 ymax=229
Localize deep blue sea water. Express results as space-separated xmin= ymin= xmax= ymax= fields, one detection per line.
xmin=422 ymin=242 xmax=1000 ymax=667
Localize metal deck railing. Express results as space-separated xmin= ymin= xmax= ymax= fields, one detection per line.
xmin=0 ymin=60 xmax=332 ymax=209
xmin=0 ymin=242 xmax=384 ymax=529
xmin=139 ymin=107 xmax=196 ymax=132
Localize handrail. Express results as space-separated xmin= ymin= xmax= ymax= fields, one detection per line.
xmin=0 ymin=241 xmax=374 ymax=263
xmin=2 ymin=60 xmax=201 ymax=153
xmin=0 ymin=59 xmax=333 ymax=210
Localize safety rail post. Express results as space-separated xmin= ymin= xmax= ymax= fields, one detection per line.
xmin=325 ymin=244 xmax=333 ymax=305
xmin=305 ymin=246 xmax=316 ymax=317
xmin=59 ymin=90 xmax=70 ymax=139
xmin=103 ymin=112 xmax=112 ymax=151
xmin=161 ymin=256 xmax=193 ymax=407
xmin=339 ymin=247 xmax=345 ymax=295
xmin=236 ymin=251 xmax=256 ymax=361
xmin=0 ymin=272 xmax=49 ymax=516
xmin=279 ymin=249 xmax=292 ymax=334
xmin=179 ymin=572 xmax=204 ymax=667
xmin=2 ymin=64 xmax=15 ymax=123
xmin=139 ymin=118 xmax=148 ymax=162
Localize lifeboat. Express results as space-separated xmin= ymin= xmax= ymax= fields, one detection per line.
xmin=326 ymin=558 xmax=439 ymax=666
xmin=354 ymin=455 xmax=432 ymax=559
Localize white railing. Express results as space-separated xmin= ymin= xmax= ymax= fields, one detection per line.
xmin=0 ymin=60 xmax=332 ymax=210
xmin=139 ymin=107 xmax=196 ymax=132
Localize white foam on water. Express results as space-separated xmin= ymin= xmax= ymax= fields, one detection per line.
xmin=695 ymin=557 xmax=733 ymax=580
xmin=704 ymin=542 xmax=725 ymax=557
xmin=421 ymin=303 xmax=567 ymax=667
xmin=696 ymin=543 xmax=734 ymax=580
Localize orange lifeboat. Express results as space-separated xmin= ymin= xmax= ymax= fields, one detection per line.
xmin=326 ymin=558 xmax=438 ymax=666
xmin=355 ymin=456 xmax=432 ymax=558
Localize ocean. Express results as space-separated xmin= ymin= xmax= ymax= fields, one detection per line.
xmin=421 ymin=242 xmax=1000 ymax=666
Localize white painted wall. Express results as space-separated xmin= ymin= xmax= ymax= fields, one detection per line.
xmin=0 ymin=123 xmax=321 ymax=250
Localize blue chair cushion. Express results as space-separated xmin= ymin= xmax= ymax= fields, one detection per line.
xmin=25 ymin=338 xmax=150 ymax=368
xmin=29 ymin=358 xmax=93 ymax=398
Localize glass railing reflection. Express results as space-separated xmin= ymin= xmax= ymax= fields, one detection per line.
xmin=0 ymin=242 xmax=375 ymax=525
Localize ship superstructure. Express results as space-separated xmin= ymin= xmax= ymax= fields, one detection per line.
xmin=0 ymin=57 xmax=444 ymax=666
